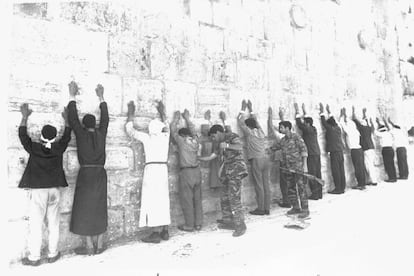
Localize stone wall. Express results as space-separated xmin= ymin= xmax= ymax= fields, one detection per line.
xmin=7 ymin=0 xmax=413 ymax=263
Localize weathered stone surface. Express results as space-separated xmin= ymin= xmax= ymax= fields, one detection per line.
xmin=124 ymin=206 xmax=140 ymax=236
xmin=107 ymin=208 xmax=125 ymax=241
xmin=164 ymin=81 xmax=197 ymax=117
xmin=106 ymin=147 xmax=134 ymax=171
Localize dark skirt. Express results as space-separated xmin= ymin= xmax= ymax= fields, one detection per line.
xmin=70 ymin=167 xmax=108 ymax=236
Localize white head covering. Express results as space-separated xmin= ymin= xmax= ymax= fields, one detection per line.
xmin=40 ymin=135 xmax=56 ymax=149
xmin=148 ymin=119 xmax=165 ymax=135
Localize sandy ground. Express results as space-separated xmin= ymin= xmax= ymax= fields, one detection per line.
xmin=7 ymin=176 xmax=414 ymax=276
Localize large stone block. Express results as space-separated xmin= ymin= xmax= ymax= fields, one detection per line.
xmin=58 ymin=213 xmax=83 ymax=252
xmin=199 ymin=23 xmax=224 ymax=56
xmin=236 ymin=59 xmax=266 ymax=90
xmin=195 ymin=87 xmax=229 ymax=118
xmin=59 ymin=180 xmax=76 ymax=214
xmin=7 ymin=188 xmax=30 ymax=221
xmin=164 ymin=81 xmax=197 ymax=117
xmin=8 ymin=148 xmax=29 ymax=188
xmin=123 ymin=79 xmax=164 ymax=117
xmin=11 ymin=17 xmax=107 ymax=84
xmin=68 ymin=74 xmax=123 ymax=116
xmin=109 ymin=32 xmax=149 ymax=77
xmin=106 ymin=147 xmax=134 ymax=171
xmin=124 ymin=205 xmax=140 ymax=236
xmin=107 ymin=207 xmax=125 ymax=241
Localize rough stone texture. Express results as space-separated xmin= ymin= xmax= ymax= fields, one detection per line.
xmin=8 ymin=0 xmax=414 ymax=264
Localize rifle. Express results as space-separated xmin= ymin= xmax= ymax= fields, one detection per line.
xmin=279 ymin=167 xmax=324 ymax=186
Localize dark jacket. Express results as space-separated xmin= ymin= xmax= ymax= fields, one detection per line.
xmin=296 ymin=117 xmax=321 ymax=156
xmin=320 ymin=115 xmax=344 ymax=153
xmin=18 ymin=126 xmax=71 ymax=189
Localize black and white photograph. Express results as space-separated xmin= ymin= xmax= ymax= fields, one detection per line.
xmin=3 ymin=0 xmax=414 ymax=275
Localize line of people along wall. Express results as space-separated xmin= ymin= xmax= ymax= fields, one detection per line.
xmin=17 ymin=82 xmax=409 ymax=266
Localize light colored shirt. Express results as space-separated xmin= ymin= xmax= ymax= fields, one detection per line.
xmin=339 ymin=118 xmax=361 ymax=149
xmin=171 ymin=120 xmax=200 ymax=168
xmin=391 ymin=127 xmax=408 ymax=148
xmin=125 ymin=120 xmax=170 ymax=163
xmin=375 ymin=130 xmax=394 ymax=148
xmin=238 ymin=112 xmax=266 ymax=160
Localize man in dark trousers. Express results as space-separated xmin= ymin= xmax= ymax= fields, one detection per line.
xmin=375 ymin=117 xmax=397 ymax=182
xmin=339 ymin=107 xmax=366 ymax=190
xmin=68 ymin=81 xmax=109 ymax=255
xmin=294 ymin=103 xmax=322 ymax=200
xmin=387 ymin=117 xmax=409 ymax=180
xmin=171 ymin=109 xmax=203 ymax=231
xmin=19 ymin=103 xmax=71 ymax=266
xmin=198 ymin=125 xmax=248 ymax=237
xmin=238 ymin=100 xmax=270 ymax=215
xmin=352 ymin=107 xmax=378 ymax=186
xmin=320 ymin=103 xmax=346 ymax=194
xmin=268 ymin=107 xmax=310 ymax=218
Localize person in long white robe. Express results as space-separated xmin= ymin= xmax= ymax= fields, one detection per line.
xmin=125 ymin=101 xmax=171 ymax=243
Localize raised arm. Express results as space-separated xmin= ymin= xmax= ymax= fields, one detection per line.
xmin=237 ymin=100 xmax=250 ymax=134
xmin=170 ymin=110 xmax=182 ymax=143
xmin=67 ymin=81 xmax=82 ymax=133
xmin=182 ymin=109 xmax=196 ymax=137
xmin=268 ymin=107 xmax=276 ymax=138
xmin=319 ymin=103 xmax=328 ymax=128
xmin=125 ymin=101 xmax=149 ymax=143
xmin=18 ymin=103 xmax=33 ymax=153
xmin=387 ymin=117 xmax=398 ymax=129
xmin=95 ymin=84 xmax=109 ymax=134
xmin=294 ymin=102 xmax=305 ymax=130
xmin=58 ymin=107 xmax=72 ymax=151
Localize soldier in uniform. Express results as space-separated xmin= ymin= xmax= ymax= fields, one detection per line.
xmin=268 ymin=107 xmax=310 ymax=218
xmin=198 ymin=125 xmax=248 ymax=237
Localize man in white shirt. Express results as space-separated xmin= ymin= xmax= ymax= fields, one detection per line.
xmin=339 ymin=108 xmax=366 ymax=190
xmin=387 ymin=118 xmax=409 ymax=180
xmin=374 ymin=118 xmax=397 ymax=182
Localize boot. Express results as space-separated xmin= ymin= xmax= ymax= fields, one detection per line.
xmin=298 ymin=209 xmax=310 ymax=219
xmin=217 ymin=222 xmax=235 ymax=230
xmin=249 ymin=209 xmax=266 ymax=215
xmin=232 ymin=221 xmax=247 ymax=237
xmin=286 ymin=208 xmax=301 ymax=216
xmin=160 ymin=228 xmax=169 ymax=241
xmin=142 ymin=232 xmax=161 ymax=243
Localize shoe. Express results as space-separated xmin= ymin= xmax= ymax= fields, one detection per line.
xmin=178 ymin=225 xmax=194 ymax=232
xmin=232 ymin=222 xmax=247 ymax=237
xmin=216 ymin=219 xmax=233 ymax=224
xmin=249 ymin=209 xmax=266 ymax=215
xmin=264 ymin=210 xmax=270 ymax=215
xmin=95 ymin=246 xmax=107 ymax=255
xmin=398 ymin=176 xmax=408 ymax=180
xmin=298 ymin=210 xmax=310 ymax=219
xmin=74 ymin=247 xmax=94 ymax=255
xmin=142 ymin=232 xmax=161 ymax=243
xmin=308 ymin=194 xmax=319 ymax=200
xmin=328 ymin=190 xmax=342 ymax=194
xmin=160 ymin=229 xmax=169 ymax=241
xmin=366 ymin=182 xmax=377 ymax=186
xmin=21 ymin=257 xmax=41 ymax=266
xmin=352 ymin=185 xmax=366 ymax=190
xmin=195 ymin=225 xmax=202 ymax=231
xmin=217 ymin=222 xmax=235 ymax=230
xmin=385 ymin=179 xmax=397 ymax=183
xmin=47 ymin=252 xmax=61 ymax=263
xmin=286 ymin=208 xmax=301 ymax=215
xmin=278 ymin=202 xmax=291 ymax=208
